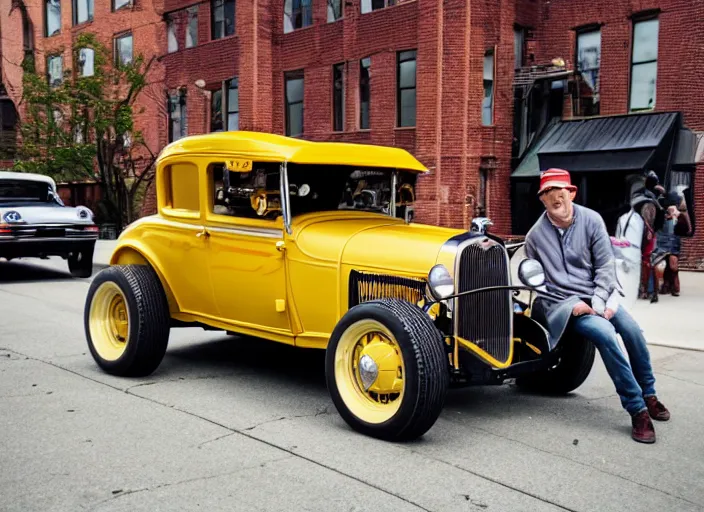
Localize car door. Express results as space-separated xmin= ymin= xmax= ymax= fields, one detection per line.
xmin=154 ymin=159 xmax=218 ymax=318
xmin=202 ymin=160 xmax=293 ymax=339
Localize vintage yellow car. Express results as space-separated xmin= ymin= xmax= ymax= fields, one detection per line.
xmin=83 ymin=131 xmax=594 ymax=441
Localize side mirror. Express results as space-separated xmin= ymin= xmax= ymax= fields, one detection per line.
xmin=518 ymin=258 xmax=546 ymax=288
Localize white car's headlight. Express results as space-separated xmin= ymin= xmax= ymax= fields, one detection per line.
xmin=77 ymin=207 xmax=93 ymax=220
xmin=428 ymin=264 xmax=455 ymax=300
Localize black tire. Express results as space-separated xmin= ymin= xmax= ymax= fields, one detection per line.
xmin=325 ymin=298 xmax=449 ymax=441
xmin=515 ymin=333 xmax=595 ymax=394
xmin=84 ymin=264 xmax=170 ymax=377
xmin=68 ymin=244 xmax=94 ymax=278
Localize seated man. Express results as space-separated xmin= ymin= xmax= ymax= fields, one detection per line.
xmin=525 ymin=168 xmax=670 ymax=444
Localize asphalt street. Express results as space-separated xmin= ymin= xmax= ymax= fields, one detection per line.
xmin=1 ymin=256 xmax=703 ymax=512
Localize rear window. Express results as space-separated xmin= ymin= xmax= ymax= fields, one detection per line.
xmin=0 ymin=180 xmax=52 ymax=203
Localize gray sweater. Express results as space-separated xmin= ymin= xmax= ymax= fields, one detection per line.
xmin=525 ymin=203 xmax=620 ymax=315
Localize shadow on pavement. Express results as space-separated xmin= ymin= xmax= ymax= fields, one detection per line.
xmin=0 ymin=260 xmax=73 ymax=283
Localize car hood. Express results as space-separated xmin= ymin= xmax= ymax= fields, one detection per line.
xmin=0 ymin=205 xmax=93 ymax=225
xmin=293 ymin=213 xmax=465 ymax=276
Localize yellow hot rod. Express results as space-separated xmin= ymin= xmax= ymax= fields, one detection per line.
xmin=84 ymin=131 xmax=594 ymax=441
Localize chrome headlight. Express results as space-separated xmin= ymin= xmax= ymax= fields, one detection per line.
xmin=76 ymin=206 xmax=93 ymax=220
xmin=518 ymin=258 xmax=546 ymax=288
xmin=427 ymin=264 xmax=455 ymax=300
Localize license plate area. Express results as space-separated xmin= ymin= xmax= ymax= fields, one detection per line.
xmin=37 ymin=227 xmax=66 ymax=238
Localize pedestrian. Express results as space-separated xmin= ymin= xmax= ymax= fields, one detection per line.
xmin=525 ymin=168 xmax=670 ymax=444
xmin=652 ymin=191 xmax=692 ymax=297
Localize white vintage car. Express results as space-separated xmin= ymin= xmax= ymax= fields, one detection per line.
xmin=0 ymin=171 xmax=99 ymax=277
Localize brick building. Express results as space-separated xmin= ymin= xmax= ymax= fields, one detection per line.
xmin=2 ymin=0 xmax=703 ymax=265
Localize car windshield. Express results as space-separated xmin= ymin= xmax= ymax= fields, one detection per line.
xmin=287 ymin=164 xmax=417 ymax=218
xmin=0 ymin=179 xmax=63 ymax=207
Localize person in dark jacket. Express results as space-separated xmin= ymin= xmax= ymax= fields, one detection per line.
xmin=525 ymin=168 xmax=670 ymax=444
xmin=652 ymin=191 xmax=693 ymax=296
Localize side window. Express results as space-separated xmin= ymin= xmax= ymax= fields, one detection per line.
xmin=210 ymin=162 xmax=282 ymax=220
xmin=165 ymin=162 xmax=200 ymax=212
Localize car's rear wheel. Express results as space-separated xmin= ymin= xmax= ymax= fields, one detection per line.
xmin=515 ymin=333 xmax=595 ymax=394
xmin=68 ymin=244 xmax=94 ymax=278
xmin=84 ymin=265 xmax=170 ymax=377
xmin=325 ymin=299 xmax=448 ymax=441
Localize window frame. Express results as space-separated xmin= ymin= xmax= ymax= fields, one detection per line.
xmin=285 ymin=70 xmax=305 ymax=137
xmin=112 ymin=0 xmax=131 ymax=13
xmin=482 ymin=48 xmax=495 ymax=127
xmin=284 ymin=0 xmax=313 ymax=33
xmin=166 ymin=14 xmax=178 ymax=53
xmin=332 ymin=63 xmax=345 ymax=132
xmin=327 ymin=0 xmax=342 ymax=22
xmin=72 ymin=0 xmax=94 ymax=26
xmin=629 ymin=13 xmax=659 ymax=112
xmin=359 ymin=57 xmax=371 ymax=130
xmin=225 ymin=77 xmax=239 ymax=131
xmin=211 ymin=0 xmax=235 ymax=40
xmin=45 ymin=0 xmax=61 ymax=37
xmin=575 ymin=25 xmax=602 ymax=116
xmin=77 ymin=47 xmax=95 ymax=77
xmin=114 ymin=32 xmax=133 ymax=66
xmin=186 ymin=5 xmax=198 ymax=47
xmin=168 ymin=90 xmax=187 ymax=143
xmin=361 ymin=0 xmax=396 ymax=14
xmin=47 ymin=54 xmax=63 ymax=88
xmin=396 ymin=49 xmax=417 ymax=128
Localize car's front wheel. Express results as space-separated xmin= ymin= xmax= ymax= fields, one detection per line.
xmin=325 ymin=298 xmax=449 ymax=441
xmin=68 ymin=244 xmax=94 ymax=278
xmin=84 ymin=265 xmax=170 ymax=377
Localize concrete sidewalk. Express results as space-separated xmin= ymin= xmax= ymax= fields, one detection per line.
xmin=93 ymin=239 xmax=703 ymax=351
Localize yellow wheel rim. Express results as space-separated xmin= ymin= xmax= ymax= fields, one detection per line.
xmin=334 ymin=319 xmax=405 ymax=424
xmin=89 ymin=281 xmax=130 ymax=361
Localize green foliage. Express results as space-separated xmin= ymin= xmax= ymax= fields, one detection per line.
xmin=13 ymin=32 xmax=158 ymax=229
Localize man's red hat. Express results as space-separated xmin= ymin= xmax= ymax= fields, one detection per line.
xmin=538 ymin=168 xmax=578 ymax=196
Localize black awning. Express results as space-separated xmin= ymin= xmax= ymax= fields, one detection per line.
xmin=535 ymin=112 xmax=680 ymax=173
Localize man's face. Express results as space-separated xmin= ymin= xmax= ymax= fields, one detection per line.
xmin=539 ymin=187 xmax=576 ymax=220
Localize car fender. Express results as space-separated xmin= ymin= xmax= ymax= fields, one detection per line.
xmin=110 ymin=242 xmax=180 ymax=315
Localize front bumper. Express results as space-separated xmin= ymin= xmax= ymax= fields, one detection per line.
xmin=0 ymin=224 xmax=99 ymax=259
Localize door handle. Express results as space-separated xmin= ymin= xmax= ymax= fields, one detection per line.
xmin=276 ymin=240 xmax=286 ymax=252
xmin=196 ymin=227 xmax=210 ymax=238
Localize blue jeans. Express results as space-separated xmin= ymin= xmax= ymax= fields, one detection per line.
xmin=570 ymin=307 xmax=656 ymax=415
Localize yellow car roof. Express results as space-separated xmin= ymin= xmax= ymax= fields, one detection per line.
xmin=158 ymin=131 xmax=428 ymax=173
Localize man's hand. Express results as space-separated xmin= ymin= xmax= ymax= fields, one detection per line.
xmin=572 ymin=301 xmax=596 ymax=317
xmin=603 ymin=308 xmax=616 ymax=320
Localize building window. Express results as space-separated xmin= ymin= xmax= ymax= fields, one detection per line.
xmin=333 ymin=63 xmax=344 ymax=132
xmin=47 ymin=55 xmax=63 ymax=87
xmin=285 ymin=70 xmax=304 ymax=137
xmin=514 ymin=26 xmax=524 ymax=69
xmin=630 ymin=16 xmax=659 ymax=112
xmin=211 ymin=89 xmax=223 ymax=132
xmin=115 ymin=33 xmax=133 ymax=66
xmin=168 ymin=91 xmax=187 ymax=142
xmin=226 ymin=77 xmax=239 ymax=131
xmin=482 ymin=49 xmax=494 ymax=126
xmin=361 ymin=0 xmax=395 ymax=14
xmin=113 ymin=0 xmax=130 ymax=11
xmin=360 ymin=57 xmax=370 ymax=130
xmin=78 ymin=48 xmax=94 ymax=77
xmin=283 ymin=0 xmax=312 ymax=33
xmin=327 ymin=0 xmax=342 ymax=21
xmin=45 ymin=0 xmax=61 ymax=37
xmin=397 ymin=50 xmax=416 ymax=127
xmin=186 ymin=6 xmax=198 ymax=47
xmin=576 ymin=28 xmax=601 ymax=116
xmin=211 ymin=0 xmax=235 ymax=39
xmin=73 ymin=0 xmax=93 ymax=25
xmin=167 ymin=15 xmax=178 ymax=53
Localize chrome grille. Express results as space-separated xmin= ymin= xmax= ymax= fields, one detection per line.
xmin=455 ymin=241 xmax=512 ymax=364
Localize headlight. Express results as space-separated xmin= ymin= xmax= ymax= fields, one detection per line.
xmin=518 ymin=258 xmax=546 ymax=287
xmin=428 ymin=264 xmax=455 ymax=300
xmin=77 ymin=206 xmax=93 ymax=220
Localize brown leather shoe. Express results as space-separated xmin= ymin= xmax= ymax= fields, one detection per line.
xmin=632 ymin=410 xmax=656 ymax=443
xmin=645 ymin=396 xmax=671 ymax=421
